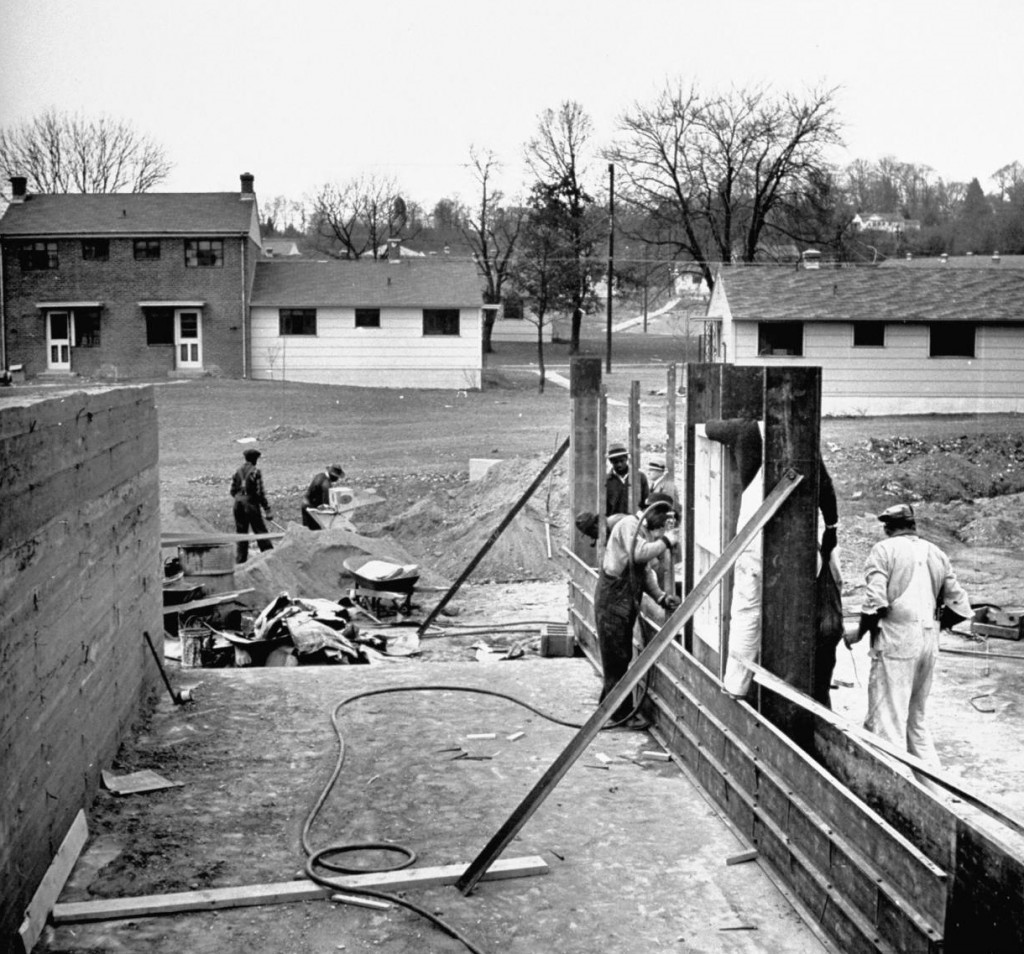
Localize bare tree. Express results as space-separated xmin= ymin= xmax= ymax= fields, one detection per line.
xmin=525 ymin=102 xmax=598 ymax=353
xmin=992 ymin=161 xmax=1024 ymax=202
xmin=461 ymin=147 xmax=525 ymax=354
xmin=307 ymin=174 xmax=414 ymax=259
xmin=0 ymin=108 xmax=171 ymax=195
xmin=262 ymin=194 xmax=306 ymax=235
xmin=607 ymin=82 xmax=843 ymax=291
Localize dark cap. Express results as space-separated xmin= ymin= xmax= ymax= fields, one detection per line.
xmin=607 ymin=442 xmax=628 ymax=459
xmin=878 ymin=503 xmax=914 ymax=522
xmin=243 ymin=449 xmax=262 ymax=463
xmin=328 ymin=463 xmax=345 ymax=478
xmin=648 ymin=457 xmax=666 ymax=472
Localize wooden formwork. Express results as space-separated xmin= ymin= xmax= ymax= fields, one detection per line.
xmin=566 ymin=358 xmax=1024 ymax=954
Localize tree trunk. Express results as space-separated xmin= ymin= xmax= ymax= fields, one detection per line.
xmin=537 ymin=320 xmax=546 ymax=394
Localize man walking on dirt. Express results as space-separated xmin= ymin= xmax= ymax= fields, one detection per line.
xmin=230 ymin=448 xmax=274 ymax=563
xmin=846 ymin=503 xmax=972 ymax=768
xmin=594 ymin=492 xmax=680 ymax=726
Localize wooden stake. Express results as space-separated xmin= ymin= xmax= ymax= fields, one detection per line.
xmin=455 ymin=470 xmax=803 ymax=895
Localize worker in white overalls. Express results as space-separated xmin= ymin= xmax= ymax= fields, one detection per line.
xmin=847 ymin=502 xmax=972 ymax=768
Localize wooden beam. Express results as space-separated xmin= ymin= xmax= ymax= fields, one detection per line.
xmin=52 ymin=855 xmax=548 ymax=924
xmin=417 ymin=437 xmax=570 ymax=636
xmin=628 ymin=380 xmax=641 ymax=513
xmin=162 ymin=589 xmax=255 ymax=616
xmin=19 ymin=810 xmax=88 ymax=953
xmin=570 ymin=357 xmax=602 ymax=565
xmin=455 ymin=470 xmax=803 ymax=895
xmin=161 ymin=532 xmax=283 ymax=547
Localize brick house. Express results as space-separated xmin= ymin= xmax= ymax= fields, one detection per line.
xmin=0 ymin=173 xmax=261 ymax=379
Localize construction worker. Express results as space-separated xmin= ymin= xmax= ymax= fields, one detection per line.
xmin=594 ymin=492 xmax=680 ymax=726
xmin=606 ymin=442 xmax=649 ymax=518
xmin=647 ymin=456 xmax=676 ymax=502
xmin=845 ymin=503 xmax=972 ymax=769
xmin=230 ymin=448 xmax=274 ymax=563
xmin=302 ymin=462 xmax=345 ymax=529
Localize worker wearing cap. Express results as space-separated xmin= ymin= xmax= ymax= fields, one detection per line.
xmin=230 ymin=449 xmax=274 ymax=563
xmin=606 ymin=442 xmax=650 ymax=518
xmin=302 ymin=463 xmax=346 ymax=529
xmin=594 ymin=492 xmax=681 ymax=726
xmin=846 ymin=503 xmax=972 ymax=769
xmin=647 ymin=456 xmax=676 ymax=502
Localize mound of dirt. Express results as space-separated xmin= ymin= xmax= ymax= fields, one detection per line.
xmin=233 ymin=522 xmax=451 ymax=608
xmin=384 ymin=457 xmax=571 ymax=583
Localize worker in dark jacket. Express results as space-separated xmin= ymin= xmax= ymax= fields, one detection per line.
xmin=230 ymin=449 xmax=274 ymax=563
xmin=302 ymin=462 xmax=346 ymax=529
xmin=606 ymin=442 xmax=649 ymax=518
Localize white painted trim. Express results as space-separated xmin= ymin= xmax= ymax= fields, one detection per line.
xmin=36 ymin=301 xmax=103 ymax=308
xmin=137 ymin=301 xmax=205 ymax=308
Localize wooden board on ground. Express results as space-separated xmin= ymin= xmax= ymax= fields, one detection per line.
xmin=162 ymin=589 xmax=255 ymax=616
xmin=51 ymin=855 xmax=549 ymax=923
xmin=19 ymin=810 xmax=88 ymax=953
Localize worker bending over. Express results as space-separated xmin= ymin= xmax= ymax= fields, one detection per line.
xmin=594 ymin=492 xmax=681 ymax=726
xmin=302 ymin=462 xmax=345 ymax=529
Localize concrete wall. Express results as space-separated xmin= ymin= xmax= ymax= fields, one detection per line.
xmin=0 ymin=386 xmax=162 ymax=949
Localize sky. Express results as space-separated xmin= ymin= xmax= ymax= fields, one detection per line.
xmin=1 ymin=0 xmax=1022 ymax=216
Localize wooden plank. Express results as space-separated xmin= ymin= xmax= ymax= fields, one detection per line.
xmin=163 ymin=589 xmax=255 ymax=616
xmin=569 ymin=356 xmax=602 ymax=565
xmin=52 ymin=855 xmax=549 ymax=923
xmin=18 ymin=810 xmax=88 ymax=953
xmin=454 ymin=470 xmax=802 ymax=895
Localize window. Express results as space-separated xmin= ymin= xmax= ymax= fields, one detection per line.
xmin=930 ymin=322 xmax=975 ymax=358
xmin=19 ymin=241 xmax=58 ymax=270
xmin=355 ymin=308 xmax=381 ymax=328
xmin=134 ymin=239 xmax=160 ymax=260
xmin=74 ymin=308 xmax=102 ymax=347
xmin=279 ymin=308 xmax=317 ymax=335
xmin=423 ymin=308 xmax=460 ymax=336
xmin=757 ymin=321 xmax=803 ymax=356
xmin=81 ymin=239 xmax=109 ymax=261
xmin=185 ymin=238 xmax=224 ymax=267
xmin=853 ymin=322 xmax=885 ymax=347
xmin=144 ymin=307 xmax=175 ymax=345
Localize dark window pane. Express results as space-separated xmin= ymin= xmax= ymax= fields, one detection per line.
xmin=134 ymin=239 xmax=160 ymax=260
xmin=74 ymin=308 xmax=102 ymax=347
xmin=930 ymin=322 xmax=975 ymax=358
xmin=185 ymin=238 xmax=223 ymax=267
xmin=20 ymin=241 xmax=58 ymax=270
xmin=355 ymin=308 xmax=381 ymax=328
xmin=82 ymin=239 xmax=109 ymax=261
xmin=853 ymin=322 xmax=884 ymax=347
xmin=423 ymin=308 xmax=460 ymax=336
xmin=144 ymin=307 xmax=175 ymax=345
xmin=757 ymin=321 xmax=803 ymax=356
xmin=279 ymin=308 xmax=317 ymax=335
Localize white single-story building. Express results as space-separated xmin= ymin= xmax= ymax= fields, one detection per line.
xmin=705 ymin=264 xmax=1024 ymax=416
xmin=249 ymin=255 xmax=485 ymax=389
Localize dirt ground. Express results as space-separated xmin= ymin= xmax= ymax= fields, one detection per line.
xmin=24 ymin=321 xmax=1024 ymax=952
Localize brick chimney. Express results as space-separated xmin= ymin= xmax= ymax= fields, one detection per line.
xmin=9 ymin=176 xmax=27 ymax=203
xmin=240 ymin=172 xmax=255 ymax=199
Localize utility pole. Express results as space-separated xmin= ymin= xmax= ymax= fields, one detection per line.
xmin=605 ymin=163 xmax=614 ymax=374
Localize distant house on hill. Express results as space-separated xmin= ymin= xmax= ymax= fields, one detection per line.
xmin=249 ymin=247 xmax=485 ymax=388
xmin=852 ymin=212 xmax=921 ymax=233
xmin=261 ymin=237 xmax=303 ymax=258
xmin=705 ymin=263 xmax=1024 ymax=415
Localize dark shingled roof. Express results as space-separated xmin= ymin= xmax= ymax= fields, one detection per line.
xmin=716 ymin=266 xmax=1024 ymax=323
xmin=0 ymin=192 xmax=257 ymax=236
xmin=251 ymin=258 xmax=485 ymax=307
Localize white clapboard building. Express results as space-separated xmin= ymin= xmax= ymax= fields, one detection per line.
xmin=704 ymin=263 xmax=1024 ymax=416
xmin=249 ymin=253 xmax=485 ymax=389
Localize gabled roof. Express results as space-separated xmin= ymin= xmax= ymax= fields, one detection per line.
xmin=250 ymin=258 xmax=485 ymax=308
xmin=713 ymin=265 xmax=1024 ymax=323
xmin=0 ymin=192 xmax=258 ymax=237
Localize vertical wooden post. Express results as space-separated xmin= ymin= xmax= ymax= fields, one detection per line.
xmin=662 ymin=364 xmax=678 ymax=593
xmin=760 ymin=366 xmax=821 ymax=747
xmin=628 ymin=380 xmax=641 ymax=513
xmin=570 ymin=358 xmax=602 ymax=566
xmin=596 ymin=390 xmax=608 ymax=567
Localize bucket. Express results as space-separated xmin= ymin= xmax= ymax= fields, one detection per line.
xmin=329 ymin=486 xmax=354 ymax=509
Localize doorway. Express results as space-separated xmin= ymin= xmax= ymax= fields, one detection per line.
xmin=175 ymin=310 xmax=202 ymax=368
xmin=46 ymin=311 xmax=73 ymax=370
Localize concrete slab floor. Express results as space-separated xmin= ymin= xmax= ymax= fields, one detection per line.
xmin=39 ymin=660 xmax=831 ymax=954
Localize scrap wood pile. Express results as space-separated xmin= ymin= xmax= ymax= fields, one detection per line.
xmin=186 ymin=592 xmax=393 ymax=668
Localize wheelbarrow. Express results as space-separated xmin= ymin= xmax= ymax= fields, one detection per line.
xmin=342 ymin=555 xmax=420 ymax=618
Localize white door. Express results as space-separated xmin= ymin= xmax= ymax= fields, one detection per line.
xmin=47 ymin=311 xmax=73 ymax=370
xmin=175 ymin=310 xmax=202 ymax=368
